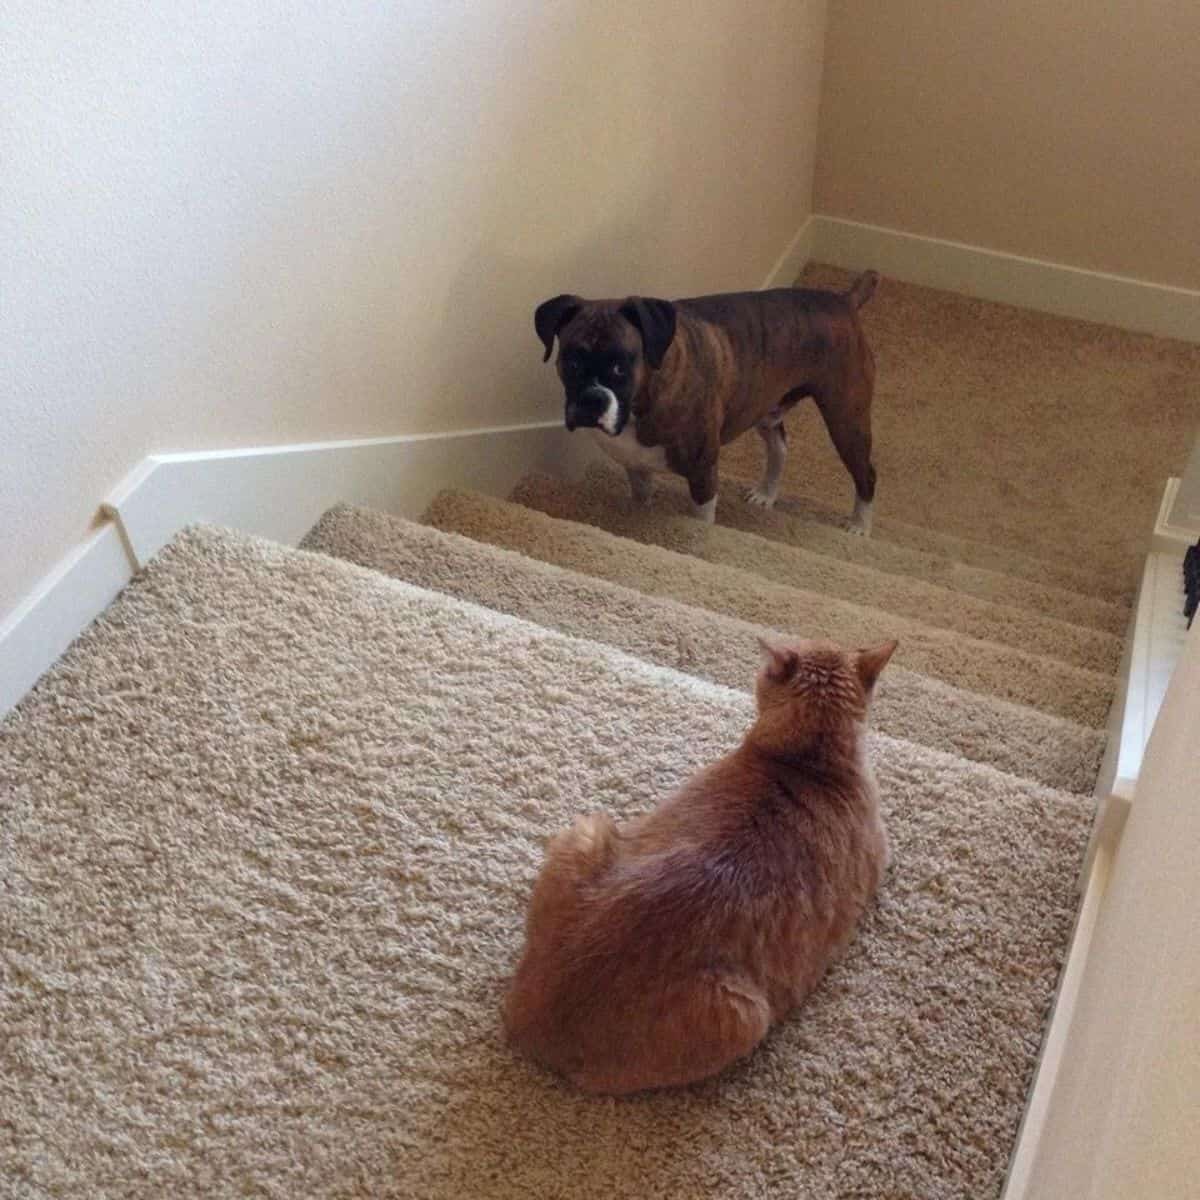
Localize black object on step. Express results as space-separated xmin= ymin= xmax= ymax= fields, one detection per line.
xmin=1184 ymin=539 xmax=1200 ymax=628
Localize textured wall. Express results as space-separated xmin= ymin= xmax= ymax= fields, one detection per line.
xmin=1 ymin=0 xmax=827 ymax=623
xmin=815 ymin=0 xmax=1200 ymax=289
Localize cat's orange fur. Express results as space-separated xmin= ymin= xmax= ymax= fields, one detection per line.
xmin=502 ymin=635 xmax=898 ymax=1095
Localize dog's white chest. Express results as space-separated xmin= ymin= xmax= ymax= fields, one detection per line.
xmin=589 ymin=423 xmax=669 ymax=473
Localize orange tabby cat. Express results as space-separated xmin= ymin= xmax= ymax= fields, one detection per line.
xmin=502 ymin=635 xmax=898 ymax=1094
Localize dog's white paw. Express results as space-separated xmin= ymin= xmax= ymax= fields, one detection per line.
xmin=834 ymin=514 xmax=871 ymax=538
xmin=745 ymin=486 xmax=777 ymax=509
xmin=851 ymin=498 xmax=874 ymax=537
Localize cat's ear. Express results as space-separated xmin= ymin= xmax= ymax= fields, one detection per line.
xmin=757 ymin=637 xmax=799 ymax=683
xmin=856 ymin=639 xmax=899 ymax=691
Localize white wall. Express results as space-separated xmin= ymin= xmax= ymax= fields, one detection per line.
xmin=1 ymin=0 xmax=827 ymax=625
xmin=1022 ymin=618 xmax=1200 ymax=1198
xmin=814 ymin=0 xmax=1200 ymax=290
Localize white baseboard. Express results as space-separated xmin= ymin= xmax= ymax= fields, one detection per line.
xmin=760 ymin=216 xmax=816 ymax=289
xmin=1085 ymin=540 xmax=1188 ymax=884
xmin=0 ymin=521 xmax=136 ymax=719
xmin=1 ymin=203 xmax=817 ymax=715
xmin=1 ymin=419 xmax=593 ymax=717
xmin=102 ymin=420 xmax=593 ymax=570
xmin=1007 ymin=485 xmax=1192 ymax=1196
xmin=1002 ymin=844 xmax=1114 ymax=1200
xmin=1154 ymin=476 xmax=1200 ymax=553
xmin=1092 ymin=543 xmax=1190 ymax=808
xmin=810 ymin=216 xmax=1200 ymax=343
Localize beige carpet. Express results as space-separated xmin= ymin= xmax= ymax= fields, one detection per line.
xmin=720 ymin=264 xmax=1200 ymax=595
xmin=538 ymin=464 xmax=1130 ymax=635
xmin=509 ymin=470 xmax=1123 ymax=673
xmin=0 ymin=526 xmax=1091 ymax=1199
xmin=304 ymin=503 xmax=1106 ymax=794
xmin=424 ymin=488 xmax=1116 ymax=726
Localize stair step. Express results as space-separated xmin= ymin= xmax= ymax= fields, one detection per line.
xmin=424 ymin=489 xmax=1116 ymax=727
xmin=556 ymin=464 xmax=1129 ymax=635
xmin=304 ymin=503 xmax=1106 ymax=794
xmin=712 ymin=460 xmax=1132 ymax=605
xmin=511 ymin=471 xmax=1123 ymax=673
xmin=0 ymin=522 xmax=1092 ymax=1199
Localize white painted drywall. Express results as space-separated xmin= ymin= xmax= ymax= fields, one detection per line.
xmin=1022 ymin=618 xmax=1200 ymax=1198
xmin=815 ymin=0 xmax=1200 ymax=290
xmin=1 ymin=0 xmax=827 ymax=626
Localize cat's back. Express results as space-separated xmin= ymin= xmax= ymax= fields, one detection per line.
xmin=596 ymin=747 xmax=885 ymax=1020
xmin=635 ymin=745 xmax=882 ymax=891
xmin=617 ymin=749 xmax=884 ymax=959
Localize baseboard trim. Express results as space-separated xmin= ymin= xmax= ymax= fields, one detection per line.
xmin=0 ymin=521 xmax=136 ymax=718
xmin=1091 ymin=542 xmax=1190 ymax=812
xmin=1154 ymin=476 xmax=1200 ymax=553
xmin=760 ymin=216 xmax=816 ymax=290
xmin=103 ymin=420 xmax=595 ymax=570
xmin=1008 ymin=490 xmax=1192 ymax=1195
xmin=810 ymin=216 xmax=1200 ymax=343
xmin=1 ymin=419 xmax=595 ymax=717
xmin=1001 ymin=844 xmax=1114 ymax=1200
xmin=1 ymin=209 xmax=815 ymax=716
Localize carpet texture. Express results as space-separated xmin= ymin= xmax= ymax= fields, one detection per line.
xmin=304 ymin=503 xmax=1105 ymax=794
xmin=719 ymin=263 xmax=1200 ymax=596
xmin=533 ymin=464 xmax=1130 ymax=636
xmin=424 ymin=488 xmax=1116 ymax=726
xmin=0 ymin=526 xmax=1092 ymax=1200
xmin=508 ymin=470 xmax=1123 ymax=672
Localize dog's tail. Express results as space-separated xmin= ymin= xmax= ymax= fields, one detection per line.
xmin=845 ymin=270 xmax=879 ymax=310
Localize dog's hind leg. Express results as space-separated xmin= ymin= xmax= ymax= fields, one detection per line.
xmin=815 ymin=367 xmax=876 ymax=536
xmin=820 ymin=407 xmax=875 ymax=535
xmin=746 ymin=407 xmax=788 ymax=508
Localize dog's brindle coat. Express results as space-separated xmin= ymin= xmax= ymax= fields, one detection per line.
xmin=535 ymin=272 xmax=879 ymax=529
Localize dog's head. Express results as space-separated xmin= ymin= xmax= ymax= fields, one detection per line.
xmin=534 ymin=295 xmax=676 ymax=436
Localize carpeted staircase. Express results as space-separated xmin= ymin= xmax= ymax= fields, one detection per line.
xmin=1 ymin=450 xmax=1123 ymax=1199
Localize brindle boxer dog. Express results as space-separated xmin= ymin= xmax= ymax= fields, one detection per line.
xmin=534 ymin=271 xmax=879 ymax=532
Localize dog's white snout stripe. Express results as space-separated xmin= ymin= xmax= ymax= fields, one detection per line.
xmin=594 ymin=386 xmax=621 ymax=435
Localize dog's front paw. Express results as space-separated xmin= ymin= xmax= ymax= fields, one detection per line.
xmin=744 ymin=486 xmax=777 ymax=509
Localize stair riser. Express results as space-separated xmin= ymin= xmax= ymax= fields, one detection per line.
xmin=304 ymin=508 xmax=1106 ymax=795
xmin=512 ymin=476 xmax=1123 ymax=673
xmin=719 ymin=463 xmax=1134 ymax=604
xmin=424 ymin=491 xmax=1116 ymax=728
xmin=547 ymin=467 xmax=1130 ymax=634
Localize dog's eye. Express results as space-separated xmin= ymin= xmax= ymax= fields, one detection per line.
xmin=609 ymin=363 xmax=626 ymax=381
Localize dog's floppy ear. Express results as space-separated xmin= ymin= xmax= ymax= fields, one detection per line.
xmin=534 ymin=294 xmax=583 ymax=362
xmin=619 ymin=297 xmax=677 ymax=368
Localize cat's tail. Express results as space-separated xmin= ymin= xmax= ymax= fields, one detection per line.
xmin=546 ymin=812 xmax=620 ymax=875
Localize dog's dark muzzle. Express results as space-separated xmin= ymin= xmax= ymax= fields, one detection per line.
xmin=564 ymin=386 xmax=618 ymax=433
